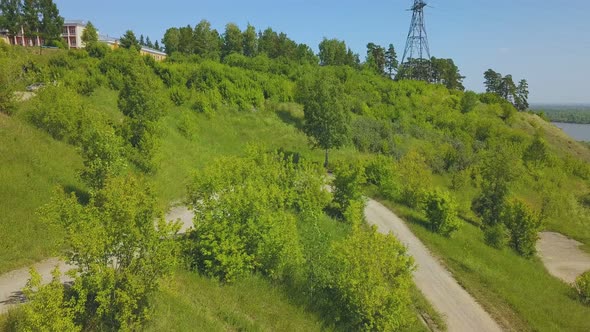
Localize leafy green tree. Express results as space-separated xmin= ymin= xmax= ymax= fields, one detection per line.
xmin=484 ymin=69 xmax=502 ymax=94
xmin=318 ymin=37 xmax=358 ymax=67
xmin=161 ymin=27 xmax=179 ymax=54
xmin=365 ymin=42 xmax=386 ymax=76
xmin=139 ymin=33 xmax=144 ymax=46
xmin=385 ymin=43 xmax=398 ymax=77
xmin=119 ymin=30 xmax=141 ymax=51
xmin=502 ymin=198 xmax=542 ymax=257
xmin=472 ymin=147 xmax=520 ymax=247
xmin=193 ymin=19 xmax=221 ymax=60
xmin=145 ymin=36 xmax=152 ymax=48
xmin=0 ymin=0 xmax=22 ymax=45
xmin=397 ymin=150 xmax=433 ymax=208
xmin=38 ymin=0 xmax=63 ymax=46
xmin=424 ymin=189 xmax=462 ymax=236
xmin=326 ymin=226 xmax=415 ymax=331
xmin=118 ymin=65 xmax=165 ymax=172
xmin=297 ymin=72 xmax=351 ymax=167
xmin=523 ymin=134 xmax=550 ymax=170
xmin=22 ymin=0 xmax=41 ymax=46
xmin=39 ymin=175 xmax=179 ymax=331
xmin=153 ymin=39 xmax=160 ymax=51
xmin=431 ymin=57 xmax=465 ymax=90
xmin=222 ymin=22 xmax=243 ymax=58
xmin=80 ymin=125 xmax=126 ymax=190
xmin=81 ymin=20 xmax=98 ymax=45
xmin=242 ymin=23 xmax=257 ymax=57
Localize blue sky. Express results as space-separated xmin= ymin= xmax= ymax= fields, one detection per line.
xmin=55 ymin=0 xmax=590 ymax=104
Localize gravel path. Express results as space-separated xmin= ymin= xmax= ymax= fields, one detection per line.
xmin=365 ymin=199 xmax=503 ymax=332
xmin=536 ymin=231 xmax=590 ymax=284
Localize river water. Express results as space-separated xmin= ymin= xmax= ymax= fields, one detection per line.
xmin=552 ymin=122 xmax=590 ymax=142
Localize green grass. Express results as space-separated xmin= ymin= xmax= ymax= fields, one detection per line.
xmin=147 ymin=270 xmax=329 ymax=332
xmin=377 ymin=198 xmax=590 ymax=331
xmin=0 ymin=113 xmax=84 ymax=274
xmin=154 ymin=103 xmax=359 ymax=204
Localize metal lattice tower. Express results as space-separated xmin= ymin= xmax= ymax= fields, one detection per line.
xmin=400 ymin=0 xmax=431 ymax=79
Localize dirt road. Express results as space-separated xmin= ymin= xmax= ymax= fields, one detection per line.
xmin=536 ymin=232 xmax=590 ymax=284
xmin=2 ymin=200 xmax=504 ymax=332
xmin=365 ymin=199 xmax=503 ymax=332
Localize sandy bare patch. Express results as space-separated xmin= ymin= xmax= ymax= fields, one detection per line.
xmin=537 ymin=232 xmax=590 ymax=284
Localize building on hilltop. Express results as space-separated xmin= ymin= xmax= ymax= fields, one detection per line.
xmin=0 ymin=19 xmax=88 ymax=49
xmin=62 ymin=20 xmax=87 ymax=49
xmin=99 ymin=35 xmax=167 ymax=62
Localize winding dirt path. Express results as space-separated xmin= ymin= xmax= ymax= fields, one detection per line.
xmin=365 ymin=199 xmax=503 ymax=332
xmin=536 ymin=232 xmax=590 ymax=284
xmin=1 ymin=200 xmax=504 ymax=332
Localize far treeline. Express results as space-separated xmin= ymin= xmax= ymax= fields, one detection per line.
xmin=532 ymin=105 xmax=590 ymax=124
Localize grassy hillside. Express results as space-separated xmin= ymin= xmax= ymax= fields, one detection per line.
xmin=0 ymin=112 xmax=83 ymax=273
xmin=1 ymin=45 xmax=590 ymax=331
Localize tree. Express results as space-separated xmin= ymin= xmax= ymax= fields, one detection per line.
xmin=472 ymin=147 xmax=520 ymax=247
xmin=431 ymin=57 xmax=465 ymax=90
xmin=37 ymin=175 xmax=179 ymax=330
xmin=161 ymin=27 xmax=179 ymax=54
xmin=332 ymin=162 xmax=366 ymax=221
xmin=118 ymin=65 xmax=165 ymax=172
xmin=193 ymin=19 xmax=221 ymax=60
xmin=242 ymin=23 xmax=257 ymax=57
xmin=515 ymin=79 xmax=529 ymax=111
xmin=424 ymin=189 xmax=462 ymax=236
xmin=298 ymin=72 xmax=351 ymax=167
xmin=365 ymin=42 xmax=386 ymax=76
xmin=484 ymin=69 xmax=502 ymax=94
xmin=81 ymin=20 xmax=98 ymax=45
xmin=139 ymin=33 xmax=144 ymax=46
xmin=385 ymin=43 xmax=398 ymax=77
xmin=22 ymin=0 xmax=40 ymax=46
xmin=0 ymin=0 xmax=21 ymax=45
xmin=222 ymin=22 xmax=243 ymax=58
xmin=38 ymin=0 xmax=63 ymax=46
xmin=145 ymin=36 xmax=152 ymax=48
xmin=502 ymin=199 xmax=542 ymax=257
xmin=153 ymin=39 xmax=160 ymax=51
xmin=461 ymin=91 xmax=479 ymax=113
xmin=119 ymin=30 xmax=141 ymax=52
xmin=318 ymin=38 xmax=357 ymax=67
xmin=80 ymin=125 xmax=126 ymax=190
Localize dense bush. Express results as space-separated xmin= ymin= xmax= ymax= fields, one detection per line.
xmin=186 ymin=149 xmax=328 ymax=282
xmin=424 ymin=189 xmax=462 ymax=236
xmin=576 ymin=271 xmax=590 ymax=305
xmin=26 ymin=176 xmax=179 ymax=331
xmin=325 ymin=226 xmax=415 ymax=330
xmin=397 ymin=151 xmax=433 ymax=208
xmin=332 ymin=161 xmax=366 ymax=221
xmin=27 ymin=86 xmax=95 ymax=143
xmin=502 ymin=199 xmax=543 ymax=257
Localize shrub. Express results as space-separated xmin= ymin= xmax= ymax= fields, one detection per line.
xmin=424 ymin=189 xmax=461 ymax=236
xmin=0 ymin=57 xmax=19 ymax=115
xmin=326 ymin=226 xmax=415 ymax=331
xmin=575 ymin=271 xmax=590 ymax=305
xmin=502 ymin=199 xmax=542 ymax=257
xmin=397 ymin=150 xmax=432 ymax=208
xmin=332 ymin=162 xmax=366 ymax=221
xmin=27 ymin=86 xmax=95 ymax=144
xmin=483 ymin=223 xmax=508 ymax=249
xmin=365 ymin=155 xmax=400 ymax=200
xmin=186 ymin=150 xmax=325 ymax=282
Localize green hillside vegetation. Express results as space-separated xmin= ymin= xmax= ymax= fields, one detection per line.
xmin=0 ymin=18 xmax=590 ymax=331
